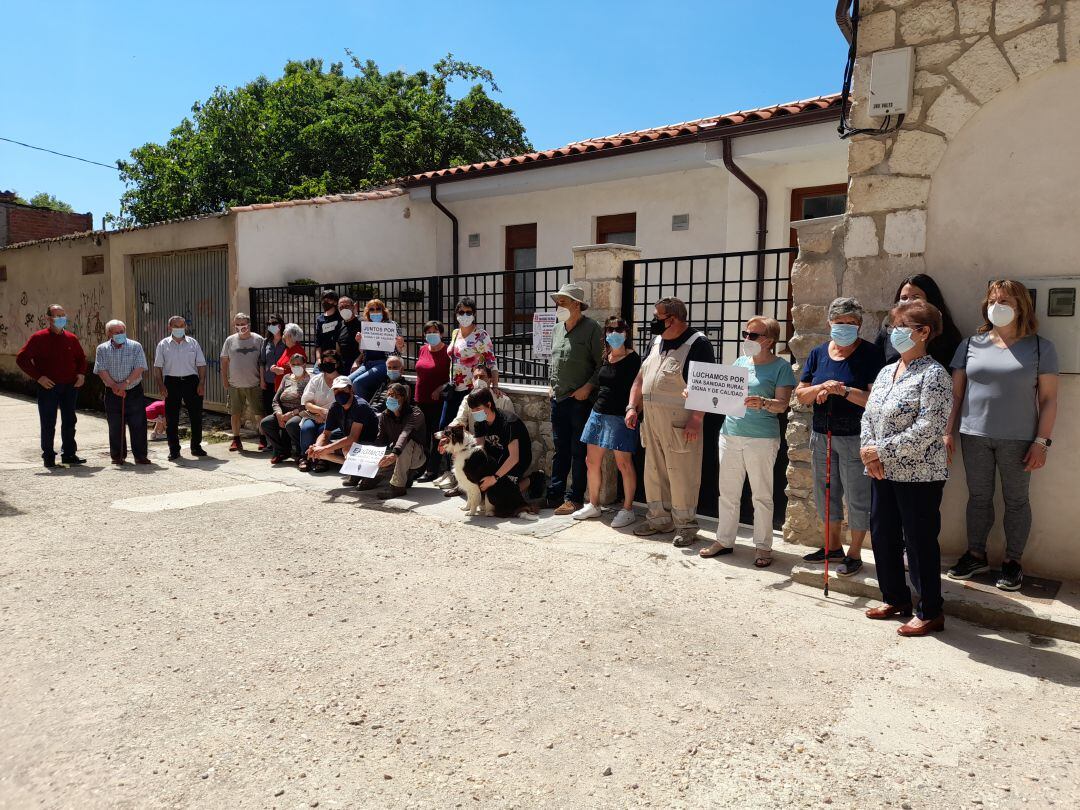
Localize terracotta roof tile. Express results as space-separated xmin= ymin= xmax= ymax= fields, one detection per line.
xmin=404 ymin=93 xmax=841 ymax=185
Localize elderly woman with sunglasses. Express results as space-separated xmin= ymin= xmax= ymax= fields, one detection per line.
xmin=698 ymin=316 xmax=795 ymax=566
xmin=571 ymin=317 xmax=642 ymax=529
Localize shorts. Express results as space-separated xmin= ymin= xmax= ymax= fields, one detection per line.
xmin=580 ymin=410 xmax=639 ymax=453
xmin=227 ymin=386 xmax=263 ymax=419
xmin=145 ymin=399 xmax=165 ymax=420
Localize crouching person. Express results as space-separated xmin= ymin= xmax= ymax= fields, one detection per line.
xmin=307 ymin=376 xmax=378 ymax=470
xmin=358 ymin=383 xmax=428 ymax=499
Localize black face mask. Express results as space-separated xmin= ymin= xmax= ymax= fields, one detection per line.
xmin=319 ymin=362 xmax=337 ymax=374
xmin=649 ymin=316 xmax=668 ymax=336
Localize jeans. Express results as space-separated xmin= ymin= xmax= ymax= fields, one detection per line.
xmin=810 ymin=431 xmax=871 ymax=532
xmin=439 ymin=388 xmax=467 ymax=430
xmin=164 ymin=375 xmax=203 ymax=454
xmin=960 ymin=433 xmax=1032 ymax=561
xmin=717 ymin=434 xmax=781 ymax=551
xmin=104 ymin=384 xmax=148 ymax=461
xmin=547 ymin=396 xmax=591 ymax=505
xmin=418 ymin=402 xmax=444 ymax=475
xmin=37 ymin=382 xmax=78 ymax=460
xmin=870 ymin=478 xmax=945 ymax=620
xmin=261 ymin=413 xmax=304 ymax=457
xmin=349 ymin=360 xmax=387 ymax=402
xmin=299 ymin=418 xmax=325 ymax=457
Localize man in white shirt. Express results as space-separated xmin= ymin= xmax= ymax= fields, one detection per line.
xmin=153 ymin=315 xmax=208 ymax=461
xmin=220 ymin=312 xmax=265 ymax=451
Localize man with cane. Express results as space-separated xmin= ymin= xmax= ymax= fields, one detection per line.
xmin=94 ymin=320 xmax=150 ymax=465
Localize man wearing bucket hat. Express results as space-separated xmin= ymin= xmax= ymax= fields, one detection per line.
xmin=546 ymin=283 xmax=605 ymax=515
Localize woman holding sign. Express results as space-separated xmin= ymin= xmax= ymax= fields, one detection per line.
xmin=794 ymin=298 xmax=885 ymax=577
xmin=349 ymin=299 xmax=404 ymax=402
xmin=697 ymin=317 xmax=795 ymax=566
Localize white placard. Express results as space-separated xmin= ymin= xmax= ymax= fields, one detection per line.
xmin=532 ymin=312 xmax=557 ymax=358
xmin=361 ymin=321 xmax=398 ymax=352
xmin=339 ymin=442 xmax=385 ymax=478
xmin=685 ymin=361 xmax=749 ymax=417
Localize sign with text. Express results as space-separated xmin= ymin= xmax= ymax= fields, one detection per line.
xmin=339 ymin=442 xmax=385 ymax=478
xmin=532 ymin=312 xmax=557 ymax=359
xmin=685 ymin=361 xmax=748 ymax=417
xmin=361 ymin=321 xmax=398 ymax=352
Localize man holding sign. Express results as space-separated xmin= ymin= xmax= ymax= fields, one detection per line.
xmin=625 ymin=297 xmax=715 ymax=548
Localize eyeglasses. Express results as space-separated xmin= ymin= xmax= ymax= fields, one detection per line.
xmin=741 ymin=331 xmax=764 ymax=340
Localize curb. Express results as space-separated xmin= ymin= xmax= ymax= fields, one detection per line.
xmin=790 ymin=565 xmax=1080 ymax=644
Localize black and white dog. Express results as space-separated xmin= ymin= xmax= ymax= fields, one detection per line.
xmin=438 ymin=424 xmax=537 ymax=519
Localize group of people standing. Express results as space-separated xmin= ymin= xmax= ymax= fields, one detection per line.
xmin=16 ymin=275 xmax=1058 ymax=638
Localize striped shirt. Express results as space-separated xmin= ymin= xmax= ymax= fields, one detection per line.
xmin=93 ymin=339 xmax=148 ymax=390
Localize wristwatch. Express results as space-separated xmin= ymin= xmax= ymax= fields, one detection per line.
xmin=842 ymin=386 xmax=851 ymax=399
xmin=1034 ymin=437 xmax=1052 ymax=448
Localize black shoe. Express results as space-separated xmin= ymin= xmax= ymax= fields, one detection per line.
xmin=803 ymin=547 xmax=845 ymax=563
xmin=837 ymin=556 xmax=863 ymax=577
xmin=345 ymin=475 xmax=360 ymax=486
xmin=43 ymin=457 xmax=56 ymax=469
xmin=996 ymin=560 xmax=1023 ymax=591
xmin=168 ymin=452 xmax=181 ymax=461
xmin=190 ymin=447 xmax=208 ymax=457
xmin=415 ymin=471 xmax=439 ymax=484
xmin=357 ymin=478 xmax=380 ymax=491
xmin=946 ymin=551 xmax=990 ymax=580
xmin=60 ymin=455 xmax=86 ymax=465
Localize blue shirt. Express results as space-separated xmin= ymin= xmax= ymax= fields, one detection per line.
xmin=721 ymin=356 xmax=797 ymax=439
xmin=324 ymin=395 xmax=378 ymax=441
xmin=801 ymin=340 xmax=885 ymax=436
xmin=94 ymin=339 xmax=148 ymax=390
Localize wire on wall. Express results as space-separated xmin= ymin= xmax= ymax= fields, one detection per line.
xmin=836 ymin=0 xmax=905 ymax=140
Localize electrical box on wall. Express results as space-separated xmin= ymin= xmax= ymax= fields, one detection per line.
xmin=869 ymin=47 xmax=915 ymax=117
xmin=1016 ymin=276 xmax=1080 ymax=373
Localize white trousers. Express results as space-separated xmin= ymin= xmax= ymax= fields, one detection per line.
xmin=717 ymin=434 xmax=781 ymax=551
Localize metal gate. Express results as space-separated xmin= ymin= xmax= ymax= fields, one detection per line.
xmin=133 ymin=248 xmax=229 ymax=408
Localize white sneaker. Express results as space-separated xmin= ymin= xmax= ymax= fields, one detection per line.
xmin=610 ymin=508 xmax=637 ymax=529
xmin=572 ymin=503 xmax=603 ymax=521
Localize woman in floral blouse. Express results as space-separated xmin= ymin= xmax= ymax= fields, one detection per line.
xmin=440 ymin=297 xmax=499 ymax=433
xmin=860 ymin=300 xmax=952 ymax=637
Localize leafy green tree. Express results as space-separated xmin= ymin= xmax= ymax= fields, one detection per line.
xmin=115 ymin=54 xmax=531 ymax=225
xmin=28 ymin=192 xmax=75 ymax=213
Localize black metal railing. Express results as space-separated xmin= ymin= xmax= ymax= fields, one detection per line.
xmin=621 ymin=247 xmax=797 ymax=363
xmin=249 ymin=265 xmax=572 ymax=384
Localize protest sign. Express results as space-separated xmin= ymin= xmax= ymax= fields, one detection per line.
xmin=532 ymin=312 xmax=557 ymax=358
xmin=339 ymin=442 xmax=385 ymax=478
xmin=685 ymin=361 xmax=749 ymax=417
xmin=361 ymin=321 xmax=398 ymax=352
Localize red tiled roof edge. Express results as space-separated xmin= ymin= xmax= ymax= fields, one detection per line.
xmin=403 ymin=93 xmax=842 ymax=186
xmin=229 ymin=187 xmax=406 ymax=212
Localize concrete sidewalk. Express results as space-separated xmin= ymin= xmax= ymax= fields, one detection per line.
xmin=7 ymin=390 xmax=1079 ymax=643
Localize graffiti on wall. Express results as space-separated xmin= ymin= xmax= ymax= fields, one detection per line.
xmin=1 ymin=280 xmax=107 ymax=355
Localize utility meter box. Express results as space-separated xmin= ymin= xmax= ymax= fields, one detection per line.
xmin=868 ymin=47 xmax=915 ymax=117
xmin=1016 ymin=276 xmax=1080 ymax=373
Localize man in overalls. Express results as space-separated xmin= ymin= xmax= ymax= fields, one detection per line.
xmin=625 ymin=297 xmax=715 ymax=547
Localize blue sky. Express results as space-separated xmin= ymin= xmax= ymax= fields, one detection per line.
xmin=1 ymin=1 xmax=848 ymax=227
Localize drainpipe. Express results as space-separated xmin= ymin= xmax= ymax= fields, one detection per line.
xmin=429 ymin=183 xmax=459 ymax=306
xmin=721 ymin=137 xmax=768 ymax=312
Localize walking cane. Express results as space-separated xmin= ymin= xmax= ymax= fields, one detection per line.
xmin=823 ymin=396 xmax=833 ymax=597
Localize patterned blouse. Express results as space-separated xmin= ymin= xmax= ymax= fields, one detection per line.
xmin=448 ymin=328 xmax=498 ymax=391
xmin=861 ymin=356 xmax=952 ymax=482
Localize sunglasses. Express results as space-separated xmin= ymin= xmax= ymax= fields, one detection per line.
xmin=741 ymin=331 xmax=764 ymax=340
xmin=604 ymin=325 xmax=628 ymax=333
xmin=456 ymin=311 xmax=475 ymax=317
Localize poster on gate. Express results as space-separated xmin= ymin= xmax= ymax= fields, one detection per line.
xmin=685 ymin=361 xmax=749 ymax=417
xmin=532 ymin=312 xmax=558 ymax=358
xmin=360 ymin=321 xmax=398 ymax=352
xmin=339 ymin=442 xmax=385 ymax=478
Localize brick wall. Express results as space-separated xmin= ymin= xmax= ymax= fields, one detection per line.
xmin=3 ymin=205 xmax=93 ymax=246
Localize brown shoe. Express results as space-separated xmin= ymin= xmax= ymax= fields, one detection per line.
xmin=554 ymin=501 xmax=581 ymax=516
xmin=897 ymin=615 xmax=945 ymax=636
xmin=377 ymin=485 xmax=407 ymax=500
xmin=865 ymin=603 xmax=914 ymax=620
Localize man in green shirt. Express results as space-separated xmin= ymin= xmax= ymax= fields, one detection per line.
xmin=546 ymin=283 xmax=604 ymax=514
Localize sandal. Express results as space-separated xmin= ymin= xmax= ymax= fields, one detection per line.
xmin=700 ymin=542 xmax=734 ymax=558
xmin=754 ymin=555 xmax=774 ymax=568
xmin=298 ymin=459 xmax=311 ymax=472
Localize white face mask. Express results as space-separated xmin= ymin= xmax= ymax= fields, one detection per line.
xmin=291 ymin=364 xmax=306 ymax=377
xmin=987 ymin=302 xmax=1015 ymax=328
xmin=741 ymin=339 xmax=763 ymax=357
xmin=457 ymin=314 xmax=474 ymax=327
xmin=473 ymin=379 xmax=488 ymax=390
xmin=339 ymin=308 xmax=354 ymax=321
xmin=555 ymin=306 xmax=571 ymax=323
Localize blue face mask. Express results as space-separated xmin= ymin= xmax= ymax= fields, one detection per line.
xmin=385 ymin=396 xmax=400 ymax=412
xmin=171 ymin=327 xmax=186 ymax=340
xmin=890 ymin=326 xmax=917 ymax=354
xmin=471 ymin=409 xmax=487 ymax=424
xmin=605 ymin=332 xmax=626 ymax=349
xmin=830 ymin=324 xmax=859 ymax=347
xmin=53 ymin=316 xmax=68 ymax=329
xmin=387 ymin=370 xmax=402 ymax=381
xmin=112 ymin=332 xmax=128 ymax=345
xmin=425 ymin=333 xmax=441 ymax=346
xmin=334 ymin=392 xmax=352 ymax=405
xmin=267 ymin=324 xmax=280 ymax=335
xmin=369 ymin=312 xmax=384 ymax=323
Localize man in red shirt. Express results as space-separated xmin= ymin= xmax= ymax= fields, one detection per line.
xmin=16 ymin=304 xmax=87 ymax=467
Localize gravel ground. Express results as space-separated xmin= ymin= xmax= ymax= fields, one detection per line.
xmin=1 ymin=392 xmax=1078 ymax=809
